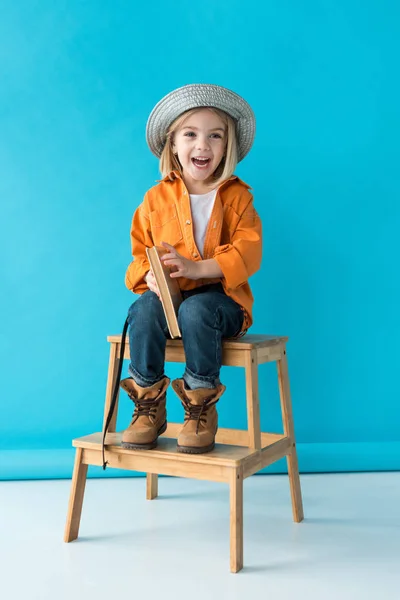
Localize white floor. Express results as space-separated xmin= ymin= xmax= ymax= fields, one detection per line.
xmin=1 ymin=472 xmax=399 ymax=600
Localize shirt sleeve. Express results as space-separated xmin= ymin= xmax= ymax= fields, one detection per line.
xmin=125 ymin=200 xmax=154 ymax=294
xmin=212 ymin=197 xmax=262 ymax=291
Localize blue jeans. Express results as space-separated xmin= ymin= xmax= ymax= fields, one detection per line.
xmin=127 ymin=282 xmax=244 ymax=390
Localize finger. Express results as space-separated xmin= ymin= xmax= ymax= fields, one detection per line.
xmin=147 ymin=278 xmax=159 ymax=292
xmin=146 ymin=273 xmax=156 ymax=287
xmin=163 ymin=259 xmax=179 ymax=267
xmin=170 ymin=270 xmax=183 ymax=278
xmin=161 ymin=241 xmax=174 ymax=250
xmin=161 ymin=244 xmax=182 ymax=259
xmin=161 ymin=253 xmax=176 ymax=261
xmin=150 ymin=286 xmax=160 ymax=298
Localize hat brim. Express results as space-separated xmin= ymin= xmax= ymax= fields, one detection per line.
xmin=146 ymin=84 xmax=255 ymax=163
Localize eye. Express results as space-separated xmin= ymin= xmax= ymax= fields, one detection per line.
xmin=210 ymin=133 xmax=222 ymax=139
xmin=184 ymin=131 xmax=196 ymax=137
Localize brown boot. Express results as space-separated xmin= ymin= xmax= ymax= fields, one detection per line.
xmin=171 ymin=378 xmax=226 ymax=454
xmin=120 ymin=376 xmax=170 ymax=450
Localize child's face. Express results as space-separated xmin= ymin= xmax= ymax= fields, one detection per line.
xmin=172 ymin=108 xmax=226 ymax=192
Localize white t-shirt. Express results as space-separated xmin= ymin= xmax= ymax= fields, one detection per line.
xmin=189 ymin=189 xmax=218 ymax=258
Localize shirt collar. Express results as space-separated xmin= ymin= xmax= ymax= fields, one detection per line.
xmin=158 ymin=170 xmax=252 ymax=190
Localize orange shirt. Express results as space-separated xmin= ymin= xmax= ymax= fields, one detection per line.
xmin=125 ymin=171 xmax=262 ymax=334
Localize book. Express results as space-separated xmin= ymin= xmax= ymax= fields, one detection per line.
xmin=146 ymin=246 xmax=183 ymax=339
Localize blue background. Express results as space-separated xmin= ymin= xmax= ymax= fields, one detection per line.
xmin=1 ymin=1 xmax=399 ymax=479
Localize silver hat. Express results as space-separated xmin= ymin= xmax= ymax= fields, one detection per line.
xmin=146 ymin=83 xmax=255 ymax=162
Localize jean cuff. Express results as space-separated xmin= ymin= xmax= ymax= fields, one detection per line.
xmin=183 ymin=366 xmax=221 ymax=390
xmin=128 ymin=365 xmax=166 ymax=388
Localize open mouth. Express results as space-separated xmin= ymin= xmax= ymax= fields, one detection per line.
xmin=191 ymin=157 xmax=211 ymax=169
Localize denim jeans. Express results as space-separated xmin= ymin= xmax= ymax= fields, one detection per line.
xmin=127 ymin=282 xmax=244 ymax=390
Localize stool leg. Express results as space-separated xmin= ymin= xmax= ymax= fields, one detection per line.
xmin=64 ymin=447 xmax=88 ymax=542
xmin=146 ymin=473 xmax=158 ymax=500
xmin=277 ymin=348 xmax=304 ymax=523
xmin=229 ymin=467 xmax=243 ymax=573
xmin=244 ymin=349 xmax=262 ymax=450
xmin=102 ymin=342 xmax=121 ymax=433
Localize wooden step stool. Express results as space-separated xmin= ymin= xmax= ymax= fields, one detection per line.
xmin=64 ymin=333 xmax=304 ymax=573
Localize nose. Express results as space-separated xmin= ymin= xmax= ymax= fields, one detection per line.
xmin=196 ymin=134 xmax=211 ymax=152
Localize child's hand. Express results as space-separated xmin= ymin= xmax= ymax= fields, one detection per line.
xmin=145 ymin=269 xmax=161 ymax=298
xmin=160 ymin=241 xmax=201 ymax=280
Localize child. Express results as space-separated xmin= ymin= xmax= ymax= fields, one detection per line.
xmin=104 ymin=84 xmax=262 ymax=464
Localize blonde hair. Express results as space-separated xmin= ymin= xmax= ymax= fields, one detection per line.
xmin=159 ymin=107 xmax=238 ymax=189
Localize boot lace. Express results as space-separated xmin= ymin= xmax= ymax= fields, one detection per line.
xmin=129 ymin=396 xmax=162 ymax=425
xmin=183 ymin=397 xmax=218 ymax=434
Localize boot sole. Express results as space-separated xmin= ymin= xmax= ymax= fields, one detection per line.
xmin=121 ymin=421 xmax=167 ymax=450
xmin=176 ymin=441 xmax=215 ymax=454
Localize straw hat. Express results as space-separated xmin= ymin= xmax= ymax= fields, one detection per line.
xmin=146 ymin=83 xmax=255 ymax=162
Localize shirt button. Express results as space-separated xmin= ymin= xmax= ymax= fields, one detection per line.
xmin=186 ymin=220 xmax=191 ymax=225
xmin=183 ymin=190 xmax=187 ymax=195
xmin=192 ymin=252 xmax=198 ymax=258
